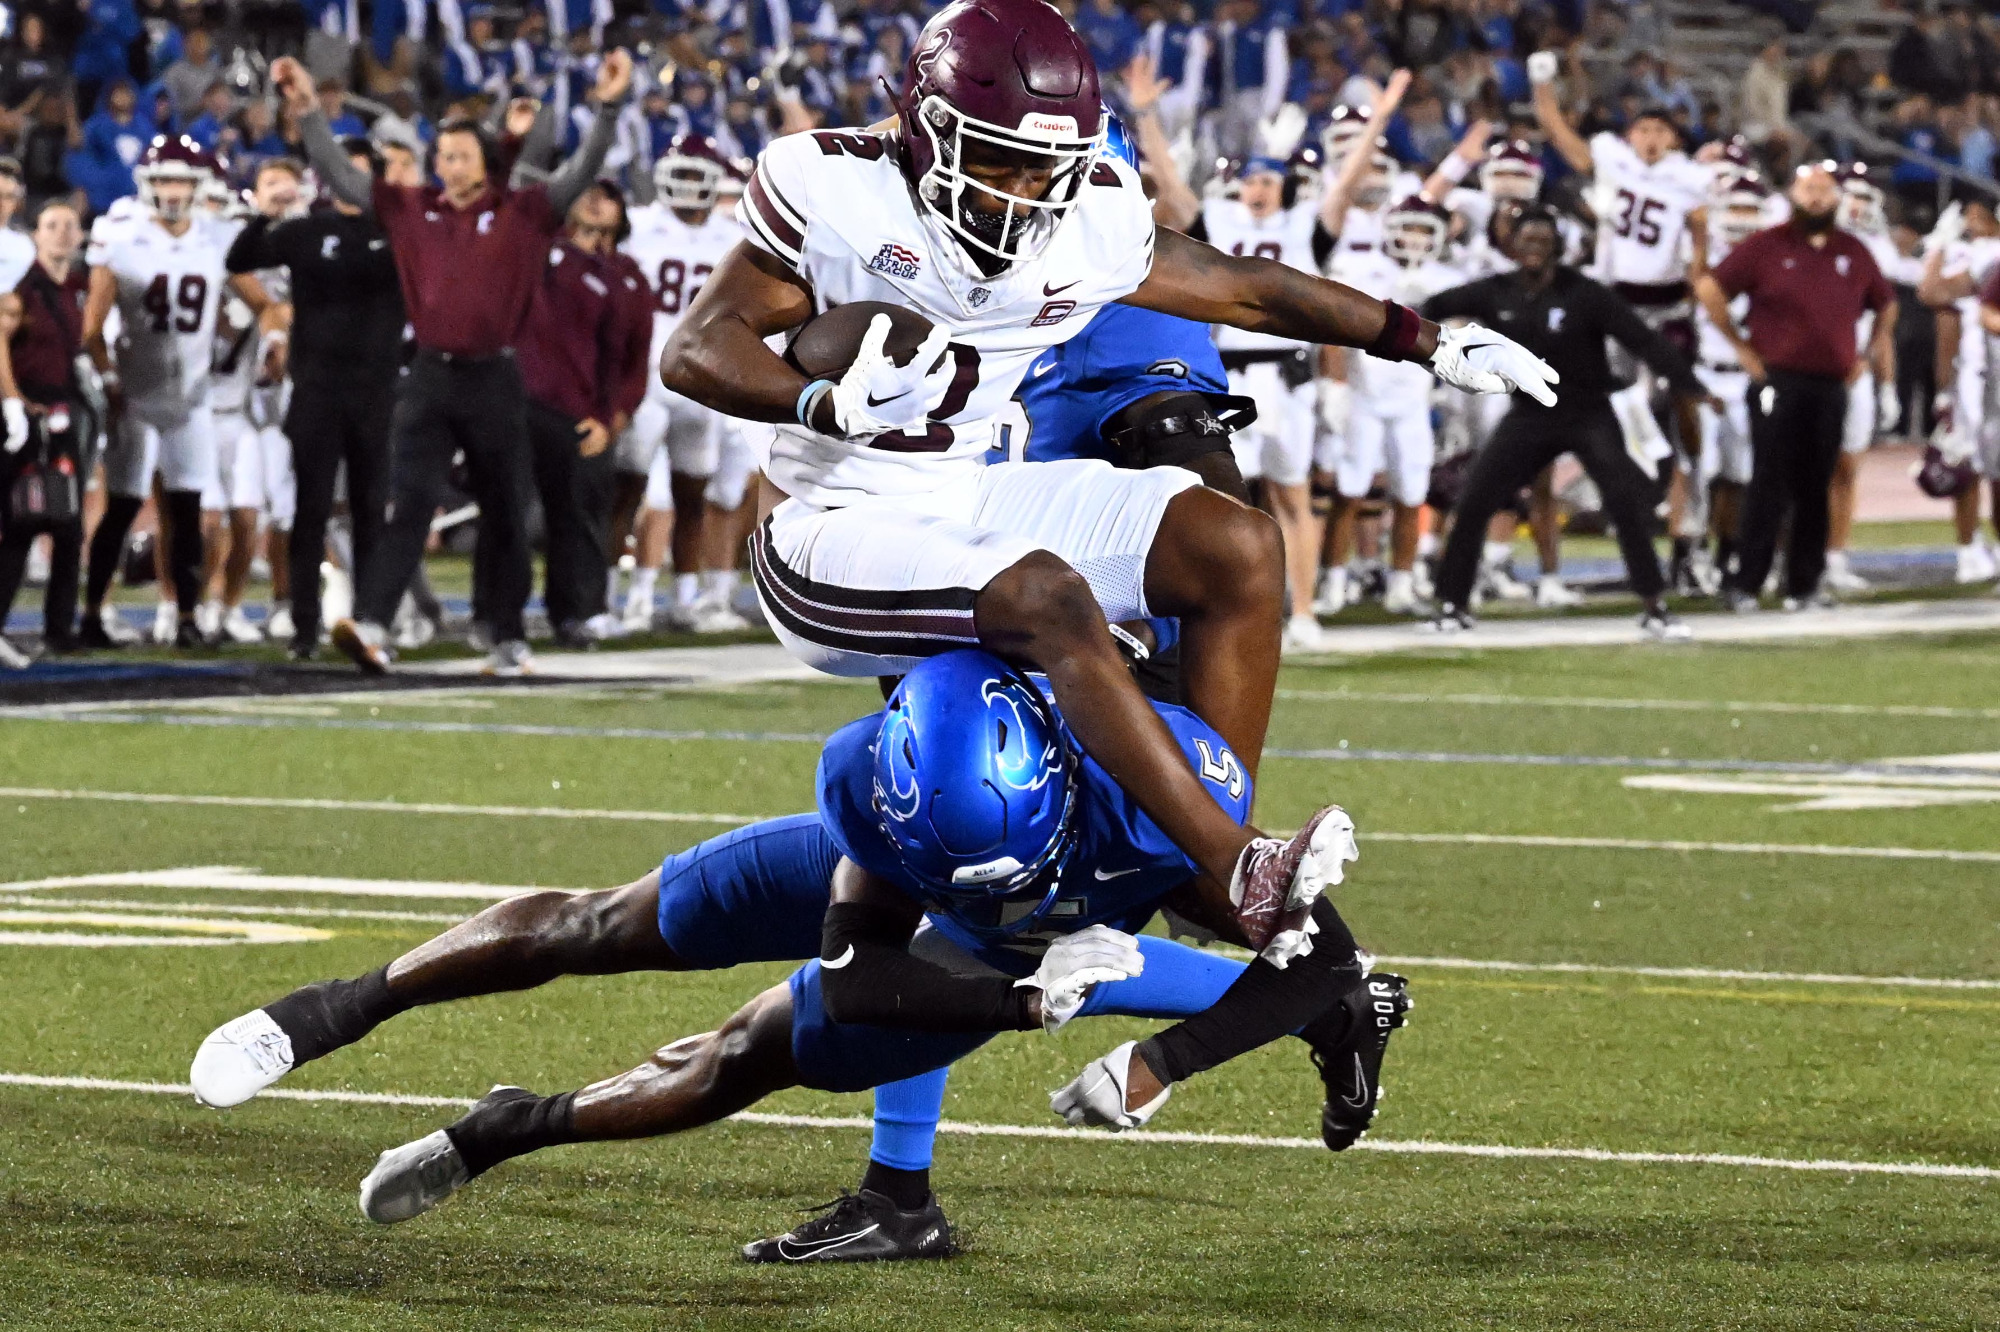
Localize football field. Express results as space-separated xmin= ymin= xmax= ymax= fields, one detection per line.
xmin=2 ymin=630 xmax=1996 ymax=1330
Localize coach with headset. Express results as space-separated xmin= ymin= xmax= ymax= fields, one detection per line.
xmin=270 ymin=49 xmax=634 ymax=675
xmin=226 ymin=141 xmax=408 ymax=660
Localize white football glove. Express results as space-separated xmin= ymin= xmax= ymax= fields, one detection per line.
xmin=1877 ymin=381 xmax=1899 ymax=433
xmin=1257 ymin=102 xmax=1309 ymax=160
xmin=1050 ymin=1040 xmax=1171 ymax=1130
xmin=1526 ymin=51 xmax=1560 ymax=86
xmin=1 ymin=398 xmax=26 ymax=454
xmin=1927 ymin=201 xmax=1964 ymax=256
xmin=1016 ymin=923 xmax=1144 ymax=1033
xmin=1317 ymin=378 xmax=1352 ymax=435
xmin=1429 ymin=323 xmax=1560 ymax=406
xmin=821 ymin=314 xmax=953 ymax=440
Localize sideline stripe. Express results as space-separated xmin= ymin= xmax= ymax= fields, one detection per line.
xmin=1278 ymin=688 xmax=2000 ymax=722
xmin=0 ymin=894 xmax=466 ymax=925
xmin=7 ymin=787 xmax=1999 ymax=866
xmin=1371 ymin=954 xmax=2000 ymax=991
xmin=0 ymin=1073 xmax=1990 ymax=1181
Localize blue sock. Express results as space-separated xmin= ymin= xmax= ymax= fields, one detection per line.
xmin=1076 ymin=935 xmax=1247 ymax=1019
xmin=869 ymin=1068 xmax=949 ymax=1172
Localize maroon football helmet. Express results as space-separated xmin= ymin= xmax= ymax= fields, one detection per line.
xmin=895 ymin=0 xmax=1105 ymax=271
xmin=655 ymin=133 xmax=732 ymax=211
xmin=1713 ymin=171 xmax=1771 ymax=246
xmin=1383 ymin=194 xmax=1449 ymax=264
xmin=1479 ymin=139 xmax=1543 ymax=201
xmin=1916 ymin=441 xmax=1977 ymax=499
xmin=136 ymin=135 xmax=218 ymax=222
xmin=1835 ymin=160 xmax=1886 ymax=234
xmin=1320 ymin=103 xmax=1371 ymax=164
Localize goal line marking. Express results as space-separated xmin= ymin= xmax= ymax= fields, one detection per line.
xmin=1 ymin=1073 xmax=1989 ymax=1181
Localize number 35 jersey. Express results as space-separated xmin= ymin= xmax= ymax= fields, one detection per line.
xmin=741 ymin=128 xmax=1156 ymax=506
xmin=1587 ymin=132 xmax=1712 ymax=289
xmin=88 ymin=212 xmax=238 ymax=424
xmin=621 ymin=201 xmax=743 ymax=390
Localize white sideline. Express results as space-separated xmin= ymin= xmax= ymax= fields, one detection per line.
xmin=1365 ymin=831 xmax=2000 ymax=864
xmin=0 ymin=1073 xmax=1990 ymax=1181
xmin=1278 ymin=688 xmax=2000 ymax=721
xmin=1370 ymin=956 xmax=2000 ymax=991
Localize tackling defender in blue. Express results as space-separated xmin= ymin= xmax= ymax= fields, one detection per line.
xmin=191 ymin=651 xmax=1409 ymax=1261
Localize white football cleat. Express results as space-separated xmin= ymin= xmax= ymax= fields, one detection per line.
xmin=194 ymin=600 xmax=224 ymax=640
xmin=359 ymin=1129 xmax=471 ymax=1224
xmin=1822 ymin=550 xmax=1870 ymax=594
xmin=620 ymin=586 xmax=655 ymax=632
xmin=219 ymin=606 xmax=264 ymax=644
xmin=0 ymin=635 xmax=30 ymax=669
xmin=1381 ymin=570 xmax=1420 ymax=614
xmin=689 ymin=598 xmax=750 ymax=634
xmin=1954 ymin=542 xmax=1997 ymax=584
xmin=266 ymin=601 xmax=295 ymax=641
xmin=1281 ymin=612 xmax=1325 ymax=654
xmin=151 ymin=601 xmax=178 ymax=645
xmin=95 ymin=605 xmax=143 ymax=646
xmin=1534 ymin=575 xmax=1583 ymax=609
xmin=190 ymin=1009 xmax=295 ymax=1108
xmin=1312 ymin=567 xmax=1349 ymax=616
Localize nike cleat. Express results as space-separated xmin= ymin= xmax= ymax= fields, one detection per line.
xmin=1230 ymin=805 xmax=1360 ymax=964
xmin=190 ymin=1009 xmax=296 ymax=1108
xmin=1307 ymin=972 xmax=1412 ymax=1151
xmin=331 ymin=618 xmax=393 ymax=674
xmin=741 ymin=1190 xmax=957 ymax=1263
xmin=359 ymin=1126 xmax=473 ymax=1224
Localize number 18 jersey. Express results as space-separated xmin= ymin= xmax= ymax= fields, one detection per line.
xmin=88 ymin=212 xmax=237 ymax=424
xmin=740 ymin=128 xmax=1156 ymax=507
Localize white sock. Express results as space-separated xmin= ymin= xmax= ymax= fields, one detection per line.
xmin=1386 ymin=569 xmax=1413 ymax=599
xmin=630 ymin=567 xmax=658 ymax=603
xmin=1483 ymin=540 xmax=1512 ymax=568
xmin=674 ymin=572 xmax=700 ymax=607
xmin=701 ymin=568 xmax=738 ymax=600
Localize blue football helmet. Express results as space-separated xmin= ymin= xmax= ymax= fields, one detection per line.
xmin=872 ymin=650 xmax=1078 ymax=931
xmin=1103 ymin=108 xmax=1139 ymax=171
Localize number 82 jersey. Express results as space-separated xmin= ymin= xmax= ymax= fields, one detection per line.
xmin=88 ymin=212 xmax=238 ymax=424
xmin=740 ymin=128 xmax=1157 ymax=507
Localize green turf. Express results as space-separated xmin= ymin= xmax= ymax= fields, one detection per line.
xmin=2 ymin=633 xmax=1997 ymax=1329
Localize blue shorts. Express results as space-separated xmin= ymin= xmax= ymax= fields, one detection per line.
xmin=655 ymin=814 xmax=838 ymax=969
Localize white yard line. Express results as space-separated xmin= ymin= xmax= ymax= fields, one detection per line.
xmin=0 ymin=1073 xmax=1988 ymax=1181
xmin=1277 ymin=688 xmax=2000 ymax=721
xmin=1366 ymin=831 xmax=2000 ymax=863
xmin=0 ymin=786 xmax=760 ymax=825
xmin=1370 ymin=955 xmax=2000 ymax=990
xmin=0 ymin=894 xmax=467 ymax=925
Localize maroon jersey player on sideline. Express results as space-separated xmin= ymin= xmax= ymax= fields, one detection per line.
xmin=658 ymin=0 xmax=1560 ymax=1011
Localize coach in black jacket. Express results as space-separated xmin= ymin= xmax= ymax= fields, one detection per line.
xmin=226 ymin=141 xmax=406 ymax=658
xmin=1422 ymin=204 xmax=1712 ymax=638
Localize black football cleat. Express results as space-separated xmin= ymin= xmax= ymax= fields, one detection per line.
xmin=741 ymin=1190 xmax=957 ymax=1264
xmin=1305 ymin=972 xmax=1412 ymax=1151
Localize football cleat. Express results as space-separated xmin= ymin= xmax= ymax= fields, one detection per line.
xmin=1954 ymin=542 xmax=1996 ymax=584
xmin=1307 ymin=971 xmax=1412 ymax=1151
xmin=219 ymin=605 xmax=264 ymax=644
xmin=741 ymin=1190 xmax=957 ymax=1264
xmin=1313 ymin=566 xmax=1350 ymax=616
xmin=1281 ymin=612 xmax=1325 ymax=654
xmin=190 ymin=1008 xmax=295 ymax=1108
xmin=689 ymin=599 xmax=751 ymax=634
xmin=1722 ymin=588 xmax=1760 ymax=615
xmin=331 ymin=618 xmax=393 ymax=674
xmin=1822 ymin=550 xmax=1870 ymax=594
xmin=620 ymin=586 xmax=655 ymax=632
xmin=359 ymin=1126 xmax=472 ymax=1224
xmin=266 ymin=602 xmax=295 ymax=642
xmin=81 ymin=605 xmax=143 ymax=648
xmin=1229 ymin=805 xmax=1359 ymax=964
xmin=151 ymin=601 xmax=178 ymax=645
xmin=173 ymin=618 xmax=209 ymax=650
xmin=1534 ymin=574 xmax=1583 ymax=609
xmin=0 ymin=635 xmax=30 ymax=670
xmin=1639 ymin=606 xmax=1692 ymax=642
xmin=1422 ymin=604 xmax=1475 ymax=633
xmin=480 ymin=639 xmax=536 ymax=677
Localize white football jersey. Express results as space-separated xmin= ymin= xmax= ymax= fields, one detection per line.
xmin=1943 ymin=236 xmax=2000 ymax=400
xmin=1329 ymin=249 xmax=1462 ymax=399
xmin=741 ymin=128 xmax=1155 ymax=505
xmin=0 ymin=228 xmax=32 ymax=293
xmin=1199 ymin=199 xmax=1323 ymax=352
xmin=1696 ymin=237 xmax=1750 ymax=370
xmin=89 ymin=212 xmax=238 ymax=421
xmin=623 ymin=201 xmax=743 ymax=368
xmin=1588 ymin=133 xmax=1711 ymax=287
xmin=1852 ymin=231 xmax=1919 ymax=365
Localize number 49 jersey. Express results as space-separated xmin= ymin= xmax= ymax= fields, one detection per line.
xmin=621 ymin=201 xmax=743 ymax=380
xmin=88 ymin=212 xmax=238 ymax=423
xmin=1587 ymin=132 xmax=1712 ymax=289
xmin=741 ymin=128 xmax=1156 ymax=506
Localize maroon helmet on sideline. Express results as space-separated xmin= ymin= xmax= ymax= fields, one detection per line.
xmin=654 ymin=133 xmax=733 ymax=211
xmin=894 ymin=0 xmax=1106 ymax=269
xmin=135 ymin=135 xmax=216 ymax=222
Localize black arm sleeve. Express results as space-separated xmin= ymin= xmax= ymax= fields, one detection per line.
xmin=817 ymin=902 xmax=1039 ymax=1033
xmin=1134 ymin=898 xmax=1363 ymax=1084
xmin=1184 ymin=214 xmax=1208 ymax=244
xmin=1597 ymin=283 xmax=1705 ymax=399
xmin=1420 ymin=278 xmax=1492 ymax=324
xmin=225 ymin=215 xmax=284 ymax=274
xmin=1311 ymin=220 xmax=1336 ymax=269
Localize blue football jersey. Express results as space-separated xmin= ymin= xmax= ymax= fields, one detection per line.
xmin=816 ymin=691 xmax=1252 ymax=953
xmin=1010 ymin=303 xmax=1230 ymax=462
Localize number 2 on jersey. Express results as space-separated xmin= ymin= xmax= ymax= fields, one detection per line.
xmin=142 ymin=273 xmax=208 ymax=333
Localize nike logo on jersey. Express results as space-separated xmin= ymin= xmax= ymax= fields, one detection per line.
xmin=778 ymin=1223 xmax=880 ymax=1261
xmin=1043 ymin=279 xmax=1081 ymax=295
xmin=821 ymin=944 xmax=856 ymax=969
xmin=1031 ymin=357 xmax=1056 ymax=378
xmin=1093 ymin=866 xmax=1141 ymax=881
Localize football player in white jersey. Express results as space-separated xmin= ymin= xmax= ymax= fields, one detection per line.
xmin=614 ymin=135 xmax=747 ymax=631
xmin=80 ymin=136 xmax=274 ymax=648
xmin=0 ymin=161 xmax=36 ymax=292
xmin=663 ymin=0 xmax=1554 ymax=939
xmin=1325 ymin=196 xmax=1463 ymax=613
xmin=1917 ymin=197 xmax=2000 ymax=582
xmin=1821 ymin=162 xmax=1909 ymax=593
xmin=1316 ymin=92 xmax=1425 ymax=258
xmin=1691 ymin=173 xmax=1774 ymax=593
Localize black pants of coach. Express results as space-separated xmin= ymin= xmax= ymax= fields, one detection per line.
xmin=1729 ymin=369 xmax=1847 ymax=600
xmin=1436 ymin=402 xmax=1666 ymax=611
xmin=522 ymin=399 xmax=611 ymax=631
xmin=362 ymin=351 xmax=534 ymax=643
xmin=285 ymin=373 xmax=394 ymax=646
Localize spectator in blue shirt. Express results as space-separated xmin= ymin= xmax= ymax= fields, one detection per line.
xmin=72 ymin=78 xmax=152 ymax=214
xmin=1892 ymin=95 xmax=1948 ymax=192
xmin=1076 ymin=0 xmax=1144 ymax=75
xmin=183 ymin=80 xmax=238 ymax=154
xmin=1955 ymin=97 xmax=1996 ymax=180
xmin=317 ymin=78 xmax=368 ymax=139
xmin=73 ymin=0 xmax=142 ymax=110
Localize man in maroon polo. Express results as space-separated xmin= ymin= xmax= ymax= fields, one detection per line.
xmin=513 ymin=185 xmax=653 ymax=646
xmin=270 ymin=50 xmax=633 ymax=674
xmin=1696 ymin=162 xmax=1897 ymax=610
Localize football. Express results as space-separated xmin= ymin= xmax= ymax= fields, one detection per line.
xmin=783 ymin=300 xmax=938 ymax=380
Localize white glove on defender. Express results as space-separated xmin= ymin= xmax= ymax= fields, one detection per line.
xmin=1050 ymin=1040 xmax=1172 ymax=1130
xmin=1927 ymin=202 xmax=1964 ymax=256
xmin=823 ymin=315 xmax=953 ymax=439
xmin=1317 ymin=379 xmax=1352 ymax=435
xmin=2 ymin=398 xmax=26 ymax=453
xmin=1016 ymin=923 xmax=1144 ymax=1033
xmin=1430 ymin=324 xmax=1560 ymax=407
xmin=1526 ymin=51 xmax=1560 ymax=85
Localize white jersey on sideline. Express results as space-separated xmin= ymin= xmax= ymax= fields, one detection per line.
xmin=740 ymin=128 xmax=1154 ymax=505
xmin=1198 ymin=198 xmax=1322 ymax=352
xmin=89 ymin=211 xmax=239 ymax=424
xmin=1587 ymin=132 xmax=1711 ymax=287
xmin=1328 ymin=248 xmax=1463 ymax=399
xmin=0 ymin=227 xmax=33 ymax=292
xmin=622 ymin=200 xmax=743 ymax=377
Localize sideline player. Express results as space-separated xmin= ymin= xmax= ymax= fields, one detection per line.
xmin=1824 ymin=163 xmax=1906 ymax=594
xmin=1915 ymin=198 xmax=2000 ymax=583
xmin=1691 ymin=173 xmax=1775 ymax=590
xmin=613 ymin=136 xmax=746 ymax=632
xmin=191 ymin=650 xmax=1408 ymax=1258
xmin=661 ymin=0 xmax=1554 ymax=921
xmin=80 ymin=136 xmax=273 ymax=649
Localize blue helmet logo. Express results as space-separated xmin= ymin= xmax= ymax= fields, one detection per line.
xmin=873 ymin=650 xmax=1077 ymax=918
xmin=1102 ymin=108 xmax=1139 ymax=171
